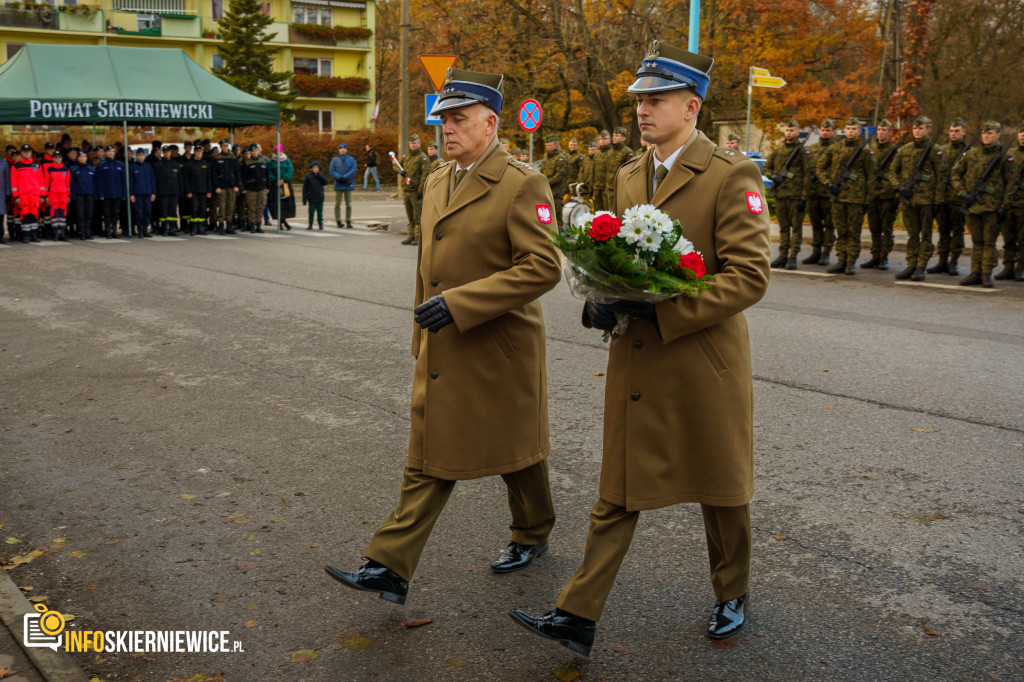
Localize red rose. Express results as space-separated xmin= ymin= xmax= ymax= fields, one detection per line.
xmin=588 ymin=213 xmax=622 ymax=241
xmin=679 ymin=251 xmax=706 ymax=278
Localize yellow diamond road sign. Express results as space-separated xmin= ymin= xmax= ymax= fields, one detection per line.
xmin=753 ymin=75 xmax=787 ymax=89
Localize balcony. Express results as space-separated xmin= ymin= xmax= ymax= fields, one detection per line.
xmin=289 ymin=23 xmax=371 ymax=48
xmin=112 ymin=0 xmax=188 ymax=13
xmin=291 ymin=73 xmax=370 ymax=99
xmin=58 ymin=7 xmax=104 ymax=32
xmin=0 ymin=5 xmax=59 ymax=30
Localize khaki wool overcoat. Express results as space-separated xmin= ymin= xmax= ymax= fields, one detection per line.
xmin=599 ymin=131 xmax=771 ymax=511
xmin=408 ymin=138 xmax=561 ymax=480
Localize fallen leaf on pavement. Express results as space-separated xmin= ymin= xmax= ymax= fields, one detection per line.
xmin=612 ymin=646 xmax=631 ymax=654
xmin=69 ymin=550 xmax=87 ymax=559
xmin=210 ymin=593 xmax=234 ymax=603
xmin=773 ymin=534 xmax=788 ymax=541
xmin=29 ymin=595 xmax=48 ymax=603
xmin=911 ymin=428 xmax=937 ymax=433
xmin=244 ymin=619 xmax=260 ymax=628
xmin=593 ymin=372 xmax=604 ymax=376
xmin=405 ymin=619 xmax=433 ymax=629
xmin=4 ymin=537 xmax=21 ymax=545
xmin=823 ymin=406 xmax=834 ymax=410
xmin=291 ymin=649 xmax=318 ymax=663
xmin=0 ymin=665 xmax=12 ymax=679
xmin=179 ymin=494 xmax=197 ymax=500
xmin=972 ymin=580 xmax=992 ymax=591
xmin=246 ymin=603 xmax=259 ymax=610
xmin=309 ymin=543 xmax=323 ymax=548
xmin=242 ymin=535 xmax=257 ymax=541
xmin=918 ymin=619 xmax=942 ymax=637
xmin=264 ymin=438 xmax=279 ymax=444
xmin=338 ymin=632 xmax=372 ymax=650
xmin=923 ymin=514 xmax=948 ymax=524
xmin=248 ymin=550 xmax=261 ymax=556
xmin=3 ymin=550 xmax=44 ymax=570
xmin=554 ymin=667 xmax=581 ymax=681
xmin=236 ymin=561 xmax=259 ymax=572
xmin=710 ymin=638 xmax=739 ymax=650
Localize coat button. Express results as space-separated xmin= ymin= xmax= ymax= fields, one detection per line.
xmin=631 ymin=392 xmax=640 ymax=401
xmin=633 ymin=340 xmax=643 ymax=349
xmin=430 ymin=371 xmax=438 ymax=379
xmin=435 ymin=233 xmax=443 ymax=240
xmin=430 ymin=278 xmax=439 ymax=286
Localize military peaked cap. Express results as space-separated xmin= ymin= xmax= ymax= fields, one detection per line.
xmin=951 ymin=117 xmax=966 ymax=128
xmin=821 ymin=118 xmax=835 ymax=128
xmin=845 ymin=116 xmax=863 ymax=127
xmin=786 ymin=119 xmax=799 ymax=128
xmin=982 ymin=121 xmax=1001 ymax=132
xmin=727 ymin=134 xmax=740 ymax=141
xmin=599 ymin=129 xmax=610 ymax=137
xmin=878 ymin=118 xmax=893 ymax=128
xmin=628 ymin=40 xmax=714 ymax=99
xmin=614 ymin=126 xmax=628 ymax=135
xmin=430 ymin=68 xmax=504 ymax=116
xmin=913 ymin=115 xmax=932 ymax=126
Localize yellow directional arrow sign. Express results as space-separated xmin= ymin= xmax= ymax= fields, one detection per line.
xmin=751 ymin=67 xmax=771 ymax=78
xmin=752 ymin=75 xmax=787 ymax=88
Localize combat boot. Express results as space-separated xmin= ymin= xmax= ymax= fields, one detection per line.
xmin=770 ymin=252 xmax=788 ymax=268
xmin=959 ymin=271 xmax=982 ymax=286
xmin=911 ymin=268 xmax=925 ymax=282
xmin=226 ymin=222 xmax=237 ymax=235
xmin=845 ymin=260 xmax=856 ymax=275
xmin=802 ymin=248 xmax=821 ymax=264
xmin=818 ymin=251 xmax=831 ymax=266
xmin=1014 ymin=262 xmax=1024 ymax=281
xmin=994 ymin=266 xmax=1014 ymax=280
xmin=216 ymin=221 xmax=225 ymax=235
xmin=254 ymin=225 xmax=264 ymax=234
xmin=982 ymin=272 xmax=994 ymax=288
xmin=895 ymin=265 xmax=916 ymax=280
xmin=30 ymin=229 xmax=40 ymax=243
xmin=860 ymin=256 xmax=880 ymax=268
xmin=926 ymin=254 xmax=948 ymax=274
xmin=786 ymin=254 xmax=798 ymax=270
xmin=826 ymin=259 xmax=846 ymax=274
xmin=21 ymin=230 xmax=30 ymax=243
xmin=878 ymin=256 xmax=890 ymax=270
xmin=947 ymin=257 xmax=960 ymax=276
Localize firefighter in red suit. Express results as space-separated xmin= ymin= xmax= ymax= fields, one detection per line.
xmin=46 ymin=150 xmax=72 ymax=241
xmin=10 ymin=144 xmax=47 ymax=243
xmin=40 ymin=142 xmax=58 ymax=238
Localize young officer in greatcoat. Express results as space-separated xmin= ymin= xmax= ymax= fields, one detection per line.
xmin=326 ymin=67 xmax=562 ymax=605
xmin=510 ymin=40 xmax=771 ymax=655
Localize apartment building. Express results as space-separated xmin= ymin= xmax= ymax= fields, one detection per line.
xmin=0 ymin=0 xmax=375 ymax=132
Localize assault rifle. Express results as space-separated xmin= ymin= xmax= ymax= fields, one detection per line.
xmin=768 ymin=137 xmax=806 ymax=190
xmin=872 ymin=132 xmax=911 ymax=193
xmin=959 ymin=143 xmax=1008 ymax=216
xmin=897 ymin=122 xmax=944 ymax=202
xmin=941 ymin=130 xmax=981 ymax=197
xmin=827 ymin=134 xmax=872 ymax=199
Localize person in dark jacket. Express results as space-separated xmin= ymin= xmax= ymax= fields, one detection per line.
xmin=362 ymin=144 xmax=380 ymax=191
xmin=182 ymin=146 xmax=214 ymax=235
xmin=70 ymin=149 xmax=97 ymax=240
xmin=154 ymin=145 xmax=183 ymax=236
xmin=302 ymin=161 xmax=329 ymax=230
xmin=211 ymin=139 xmax=242 ymax=234
xmin=241 ymin=145 xmax=269 ymax=233
xmin=96 ymin=145 xmax=125 ymax=239
xmin=130 ymin=148 xmax=156 ymax=238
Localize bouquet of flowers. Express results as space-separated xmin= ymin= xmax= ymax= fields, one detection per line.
xmin=551 ymin=205 xmax=711 ymax=338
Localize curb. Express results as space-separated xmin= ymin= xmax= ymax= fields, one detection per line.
xmin=0 ymin=570 xmax=88 ymax=682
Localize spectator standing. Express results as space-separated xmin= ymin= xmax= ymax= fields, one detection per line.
xmin=268 ymin=146 xmax=296 ymax=229
xmin=302 ymin=161 xmax=329 ymax=230
xmin=363 ymin=143 xmax=380 ymax=191
xmin=329 ymin=143 xmax=356 ymax=228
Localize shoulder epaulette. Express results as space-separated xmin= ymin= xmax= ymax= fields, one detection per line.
xmin=713 ymin=147 xmax=746 ymax=165
xmin=428 ymin=160 xmax=451 ymax=175
xmin=508 ymin=158 xmax=538 ymax=174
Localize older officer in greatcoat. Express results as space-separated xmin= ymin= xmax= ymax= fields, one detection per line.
xmin=326 ymin=68 xmax=562 ymax=605
xmin=511 ymin=40 xmax=770 ymax=655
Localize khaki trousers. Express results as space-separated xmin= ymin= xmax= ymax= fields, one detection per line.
xmin=365 ymin=461 xmax=555 ymax=581
xmin=556 ymin=497 xmax=751 ymax=622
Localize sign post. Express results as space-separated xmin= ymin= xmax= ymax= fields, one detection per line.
xmin=518 ymin=99 xmax=542 ymax=164
xmin=746 ymin=66 xmax=787 ymax=153
xmin=418 ymin=54 xmax=457 ymax=157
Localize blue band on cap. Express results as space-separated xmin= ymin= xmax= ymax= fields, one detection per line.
xmin=629 ymin=57 xmax=710 ymax=98
xmin=438 ymin=80 xmax=503 ymax=113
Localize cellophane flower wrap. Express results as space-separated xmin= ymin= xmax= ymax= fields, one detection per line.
xmin=551 ymin=204 xmax=712 ymax=305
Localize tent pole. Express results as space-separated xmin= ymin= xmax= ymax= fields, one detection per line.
xmin=124 ymin=120 xmax=133 ymax=238
xmin=276 ymin=123 xmax=282 ymax=234
xmin=92 ymin=123 xmax=96 ymax=147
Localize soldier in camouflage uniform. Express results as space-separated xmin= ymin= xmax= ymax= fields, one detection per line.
xmin=400 ymin=134 xmax=431 ymax=245
xmin=540 ymin=134 xmax=569 ymax=228
xmin=953 ymin=121 xmax=1013 ymax=288
xmin=604 ymin=126 xmax=635 ymax=212
xmin=421 ymin=142 xmax=443 ymax=199
xmin=891 ymin=115 xmax=943 ymax=281
xmin=725 ymin=134 xmax=741 ymax=151
xmin=591 ymin=130 xmax=611 ymax=212
xmin=817 ymin=116 xmax=873 ymax=275
xmin=931 ymin=118 xmax=970 ymax=275
xmin=995 ymin=122 xmax=1024 ymax=280
xmin=805 ymin=119 xmax=837 ymax=265
xmin=863 ymin=119 xmax=898 ymax=270
xmin=1002 ymin=122 xmax=1024 ymax=281
xmin=578 ymin=140 xmax=598 ymax=207
xmin=566 ymin=138 xmax=583 ymax=189
xmin=764 ymin=119 xmax=810 ymax=269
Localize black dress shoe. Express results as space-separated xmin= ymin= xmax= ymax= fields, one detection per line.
xmin=324 ymin=560 xmax=408 ymax=605
xmin=491 ymin=541 xmax=548 ymax=573
xmin=509 ymin=608 xmax=595 ymax=657
xmin=707 ymin=593 xmax=747 ymax=640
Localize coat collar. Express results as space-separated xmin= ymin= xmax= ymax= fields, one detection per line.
xmin=621 ymin=130 xmax=716 ymax=209
xmin=428 ymin=137 xmax=506 ymax=221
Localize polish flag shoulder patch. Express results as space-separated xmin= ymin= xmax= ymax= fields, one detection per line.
xmin=745 ymin=192 xmax=763 ymax=214
xmin=536 ymin=204 xmax=552 ymax=224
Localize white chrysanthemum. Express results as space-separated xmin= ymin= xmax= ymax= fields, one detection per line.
xmin=673 ymin=236 xmax=695 ymax=255
xmin=639 ymin=229 xmax=664 ymax=252
xmin=623 ymin=219 xmax=649 ymax=245
xmin=653 ymin=213 xmax=675 ymax=234
xmin=576 ymin=212 xmax=595 ymax=228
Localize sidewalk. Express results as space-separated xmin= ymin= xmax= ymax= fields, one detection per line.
xmin=0 ymin=571 xmax=87 ymax=681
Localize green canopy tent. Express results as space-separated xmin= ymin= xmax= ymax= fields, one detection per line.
xmin=0 ymin=44 xmax=283 ymax=235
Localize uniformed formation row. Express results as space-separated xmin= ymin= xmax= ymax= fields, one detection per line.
xmin=0 ymin=137 xmax=278 ymax=244
xmin=763 ymin=116 xmax=1024 ymax=287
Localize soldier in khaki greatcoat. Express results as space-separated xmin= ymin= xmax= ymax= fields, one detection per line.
xmin=511 ymin=40 xmax=770 ymax=654
xmin=326 ymin=68 xmax=562 ymax=605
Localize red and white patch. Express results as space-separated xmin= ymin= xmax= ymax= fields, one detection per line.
xmin=746 ymin=192 xmax=763 ymax=214
xmin=536 ymin=204 xmax=552 ymax=224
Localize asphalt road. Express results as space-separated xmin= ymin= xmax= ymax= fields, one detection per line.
xmin=1 ymin=196 xmax=1023 ymax=681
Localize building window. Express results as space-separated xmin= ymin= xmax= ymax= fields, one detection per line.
xmin=211 ymin=0 xmax=223 ymax=20
xmin=293 ymin=5 xmax=331 ymax=24
xmin=297 ymin=109 xmax=333 ymax=134
xmin=137 ymin=12 xmax=160 ymax=30
xmin=212 ymin=53 xmax=224 ymax=70
xmin=293 ymin=57 xmax=332 ymax=77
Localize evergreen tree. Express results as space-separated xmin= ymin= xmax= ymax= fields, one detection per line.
xmin=215 ymin=0 xmax=297 ymax=120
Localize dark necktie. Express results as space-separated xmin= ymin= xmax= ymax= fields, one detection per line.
xmin=455 ymin=169 xmax=467 ymax=187
xmin=653 ymin=164 xmax=669 ymax=197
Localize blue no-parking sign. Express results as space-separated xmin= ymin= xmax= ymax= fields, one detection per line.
xmin=518 ymin=99 xmax=542 ymax=132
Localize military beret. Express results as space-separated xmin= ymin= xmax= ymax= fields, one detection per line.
xmin=982 ymin=120 xmax=1001 ymax=132
xmin=786 ymin=120 xmax=799 ymax=128
xmin=545 ymin=133 xmax=560 ymax=143
xmin=599 ymin=129 xmax=610 ymax=137
xmin=231 ymin=144 xmax=240 ymax=150
xmin=628 ymin=40 xmax=714 ymax=99
xmin=878 ymin=118 xmax=893 ymax=128
xmin=913 ymin=115 xmax=932 ymax=126
xmin=61 ymin=133 xmax=71 ymax=142
xmin=951 ymin=117 xmax=966 ymax=128
xmin=821 ymin=118 xmax=835 ymax=128
xmin=165 ymin=144 xmax=178 ymax=151
xmin=570 ymin=137 xmax=578 ymax=143
xmin=193 ymin=139 xmax=202 ymax=146
xmin=247 ymin=144 xmax=259 ymax=151
xmin=727 ymin=134 xmax=740 ymax=141
xmin=201 ymin=139 xmax=210 ymax=145
xmin=845 ymin=116 xmax=863 ymax=126
xmin=52 ymin=148 xmax=62 ymax=156
xmin=430 ymin=67 xmax=504 ymax=115
xmin=614 ymin=126 xmax=628 ymax=135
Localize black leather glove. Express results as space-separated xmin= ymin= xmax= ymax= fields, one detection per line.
xmin=414 ymin=294 xmax=454 ymax=333
xmin=607 ymin=300 xmax=657 ymax=322
xmin=797 ymin=199 xmax=806 ymax=213
xmin=585 ymin=300 xmax=618 ymax=331
xmin=417 ymin=192 xmax=423 ymax=200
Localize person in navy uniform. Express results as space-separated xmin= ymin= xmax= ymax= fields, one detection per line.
xmin=96 ymin=145 xmax=126 ymax=238
xmin=129 ymin=148 xmax=156 ymax=238
xmin=70 ymin=147 xmax=97 ymax=240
